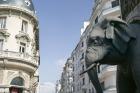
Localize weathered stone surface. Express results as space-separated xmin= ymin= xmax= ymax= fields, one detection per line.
xmin=120 ymin=0 xmax=140 ymax=22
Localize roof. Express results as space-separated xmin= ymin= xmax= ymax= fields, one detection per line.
xmin=0 ymin=0 xmax=35 ymax=12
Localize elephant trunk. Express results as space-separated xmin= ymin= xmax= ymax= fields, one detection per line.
xmin=87 ymin=65 xmax=103 ymax=93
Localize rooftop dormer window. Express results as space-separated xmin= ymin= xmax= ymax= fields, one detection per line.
xmin=25 ymin=0 xmax=31 ymax=6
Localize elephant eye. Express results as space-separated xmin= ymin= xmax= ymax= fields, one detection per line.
xmin=87 ymin=36 xmax=104 ymax=46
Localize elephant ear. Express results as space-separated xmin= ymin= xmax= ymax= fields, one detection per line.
xmin=103 ymin=17 xmax=136 ymax=54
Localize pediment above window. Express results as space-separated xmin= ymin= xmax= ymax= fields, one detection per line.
xmin=15 ymin=33 xmax=31 ymax=42
xmin=0 ymin=29 xmax=10 ymax=37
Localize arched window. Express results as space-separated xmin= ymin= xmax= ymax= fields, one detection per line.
xmin=10 ymin=77 xmax=24 ymax=86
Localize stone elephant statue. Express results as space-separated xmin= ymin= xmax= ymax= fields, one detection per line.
xmin=85 ymin=17 xmax=140 ymax=93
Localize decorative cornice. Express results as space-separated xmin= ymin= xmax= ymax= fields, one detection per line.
xmin=15 ymin=32 xmax=31 ymax=42
xmin=0 ymin=6 xmax=37 ymax=21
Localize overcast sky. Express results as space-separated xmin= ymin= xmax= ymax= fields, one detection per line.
xmin=33 ymin=0 xmax=93 ymax=93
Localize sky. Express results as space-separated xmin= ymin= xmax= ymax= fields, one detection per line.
xmin=33 ymin=0 xmax=93 ymax=93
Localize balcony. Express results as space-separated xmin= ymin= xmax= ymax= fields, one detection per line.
xmin=98 ymin=66 xmax=116 ymax=79
xmin=102 ymin=6 xmax=120 ymax=17
xmin=0 ymin=50 xmax=39 ymax=72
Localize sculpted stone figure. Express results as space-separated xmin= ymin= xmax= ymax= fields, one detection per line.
xmin=85 ymin=17 xmax=140 ymax=93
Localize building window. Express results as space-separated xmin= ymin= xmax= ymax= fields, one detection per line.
xmin=112 ymin=0 xmax=119 ymax=8
xmin=81 ymin=42 xmax=84 ymax=47
xmin=73 ymin=86 xmax=75 ymax=92
xmin=0 ymin=17 xmax=6 ymax=29
xmin=97 ymin=65 xmax=100 ymax=73
xmin=83 ymin=78 xmax=85 ymax=85
xmin=95 ymin=16 xmax=98 ymax=24
xmin=89 ymin=89 xmax=91 ymax=93
xmin=73 ymin=57 xmax=75 ymax=61
xmin=73 ymin=76 xmax=75 ymax=82
xmin=81 ymin=53 xmax=84 ymax=60
xmin=10 ymin=77 xmax=24 ymax=93
xmin=84 ymin=90 xmax=86 ymax=93
xmin=89 ymin=77 xmax=90 ymax=83
xmin=118 ymin=16 xmax=121 ymax=18
xmin=19 ymin=42 xmax=26 ymax=53
xmin=21 ymin=20 xmax=28 ymax=33
xmin=101 ymin=81 xmax=105 ymax=90
xmin=92 ymin=88 xmax=94 ymax=93
xmin=82 ymin=65 xmax=84 ymax=71
xmin=25 ymin=0 xmax=31 ymax=6
xmin=10 ymin=77 xmax=24 ymax=86
xmin=0 ymin=39 xmax=3 ymax=50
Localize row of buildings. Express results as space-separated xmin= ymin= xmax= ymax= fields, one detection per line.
xmin=56 ymin=0 xmax=120 ymax=93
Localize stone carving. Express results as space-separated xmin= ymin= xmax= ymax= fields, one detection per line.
xmin=120 ymin=0 xmax=140 ymax=20
xmin=85 ymin=17 xmax=140 ymax=93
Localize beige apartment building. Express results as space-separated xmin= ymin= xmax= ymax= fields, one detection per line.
xmin=71 ymin=21 xmax=95 ymax=93
xmin=0 ymin=0 xmax=39 ymax=93
xmin=58 ymin=58 xmax=73 ymax=93
xmin=55 ymin=80 xmax=61 ymax=93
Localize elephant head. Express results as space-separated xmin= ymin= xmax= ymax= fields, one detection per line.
xmin=85 ymin=17 xmax=136 ymax=66
xmin=84 ymin=17 xmax=137 ymax=93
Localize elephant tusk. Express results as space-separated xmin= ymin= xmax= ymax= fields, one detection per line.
xmin=80 ymin=63 xmax=97 ymax=75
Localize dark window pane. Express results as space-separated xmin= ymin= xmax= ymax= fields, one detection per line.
xmin=0 ymin=17 xmax=6 ymax=29
xmin=112 ymin=0 xmax=119 ymax=8
xmin=0 ymin=39 xmax=3 ymax=50
xmin=21 ymin=20 xmax=28 ymax=32
xmin=101 ymin=82 xmax=105 ymax=90
xmin=95 ymin=16 xmax=98 ymax=24
xmin=10 ymin=77 xmax=24 ymax=86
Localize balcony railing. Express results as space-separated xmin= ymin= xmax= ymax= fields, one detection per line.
xmin=102 ymin=6 xmax=120 ymax=16
xmin=0 ymin=50 xmax=38 ymax=66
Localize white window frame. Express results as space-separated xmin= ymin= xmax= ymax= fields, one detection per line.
xmin=0 ymin=39 xmax=4 ymax=50
xmin=21 ymin=20 xmax=28 ymax=33
xmin=19 ymin=42 xmax=26 ymax=53
xmin=0 ymin=17 xmax=6 ymax=29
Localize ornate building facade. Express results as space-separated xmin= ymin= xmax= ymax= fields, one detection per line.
xmin=0 ymin=0 xmax=39 ymax=93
